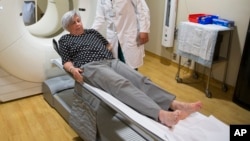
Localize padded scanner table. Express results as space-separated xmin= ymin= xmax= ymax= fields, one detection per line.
xmin=43 ymin=59 xmax=166 ymax=141
xmin=42 ymin=58 xmax=230 ymax=141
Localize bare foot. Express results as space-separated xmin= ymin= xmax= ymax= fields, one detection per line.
xmin=170 ymin=101 xmax=202 ymax=119
xmin=158 ymin=110 xmax=181 ymax=127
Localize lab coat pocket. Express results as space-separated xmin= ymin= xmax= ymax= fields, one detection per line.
xmin=124 ymin=30 xmax=144 ymax=67
xmin=124 ymin=30 xmax=138 ymax=48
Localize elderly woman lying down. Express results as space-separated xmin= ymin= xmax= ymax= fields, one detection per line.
xmin=58 ymin=10 xmax=202 ymax=127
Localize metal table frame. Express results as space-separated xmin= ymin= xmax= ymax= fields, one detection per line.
xmin=175 ymin=22 xmax=234 ymax=98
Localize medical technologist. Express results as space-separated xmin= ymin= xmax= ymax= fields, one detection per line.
xmin=92 ymin=0 xmax=150 ymax=69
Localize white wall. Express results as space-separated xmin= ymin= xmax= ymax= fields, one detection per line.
xmin=145 ymin=0 xmax=250 ymax=87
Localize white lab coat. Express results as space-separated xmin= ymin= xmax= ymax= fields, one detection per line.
xmin=92 ymin=0 xmax=150 ymax=69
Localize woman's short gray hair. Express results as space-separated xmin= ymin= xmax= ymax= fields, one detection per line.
xmin=61 ymin=10 xmax=81 ymax=31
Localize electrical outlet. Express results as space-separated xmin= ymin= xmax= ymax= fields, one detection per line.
xmin=172 ymin=53 xmax=177 ymax=60
xmin=187 ymin=59 xmax=191 ymax=66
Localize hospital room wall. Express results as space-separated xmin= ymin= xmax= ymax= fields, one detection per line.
xmin=145 ymin=0 xmax=250 ymax=87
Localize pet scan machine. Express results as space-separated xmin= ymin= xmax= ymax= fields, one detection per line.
xmin=0 ymin=0 xmax=230 ymax=140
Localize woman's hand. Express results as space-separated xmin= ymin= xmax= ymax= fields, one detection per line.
xmin=106 ymin=43 xmax=112 ymax=51
xmin=64 ymin=61 xmax=84 ymax=84
xmin=71 ymin=67 xmax=84 ymax=84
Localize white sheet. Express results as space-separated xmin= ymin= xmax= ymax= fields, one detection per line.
xmin=87 ymin=84 xmax=229 ymax=141
xmin=177 ymin=22 xmax=231 ymax=67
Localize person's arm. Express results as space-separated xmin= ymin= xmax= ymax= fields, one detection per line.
xmin=132 ymin=0 xmax=150 ymax=45
xmin=59 ymin=38 xmax=84 ymax=84
xmin=63 ymin=61 xmax=84 ymax=84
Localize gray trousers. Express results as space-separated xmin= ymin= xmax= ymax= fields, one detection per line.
xmin=82 ymin=59 xmax=176 ymax=121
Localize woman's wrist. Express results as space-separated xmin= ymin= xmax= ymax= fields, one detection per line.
xmin=69 ymin=66 xmax=75 ymax=73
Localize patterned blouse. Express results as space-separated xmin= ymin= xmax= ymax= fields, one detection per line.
xmin=59 ymin=29 xmax=114 ymax=68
